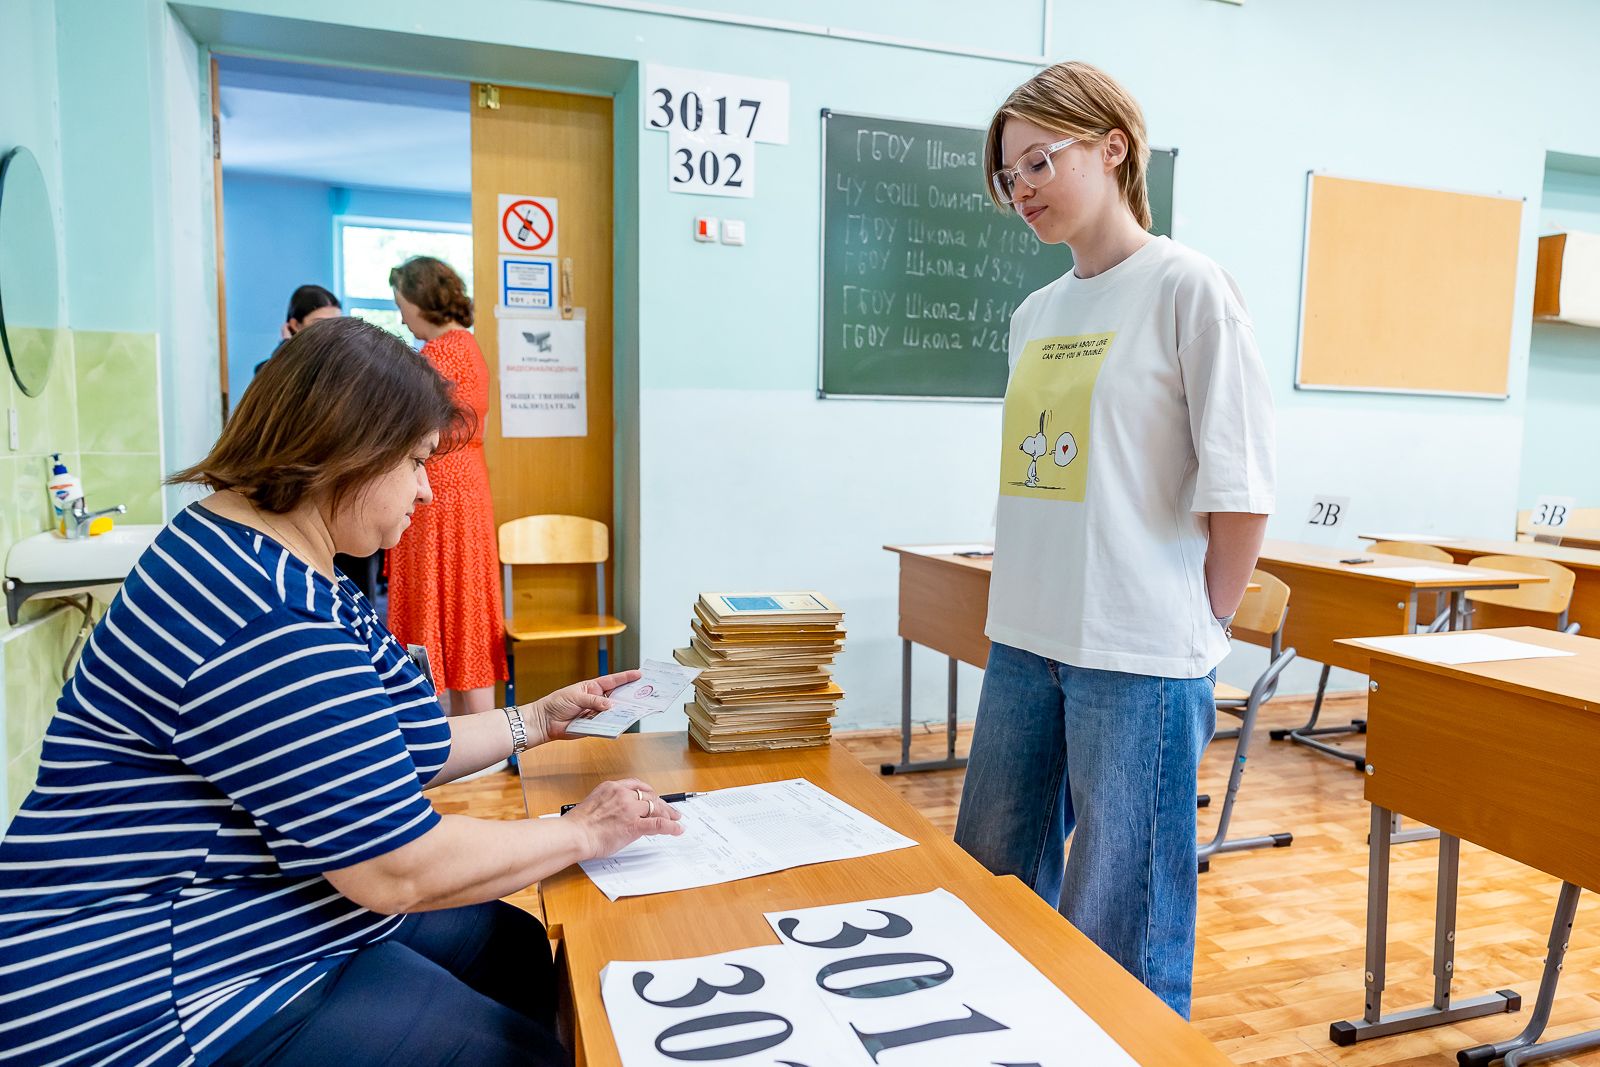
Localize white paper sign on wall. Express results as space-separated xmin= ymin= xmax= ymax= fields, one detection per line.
xmin=497 ymin=194 xmax=558 ymax=256
xmin=499 ymin=256 xmax=554 ymax=309
xmin=1530 ymin=494 xmax=1576 ymax=530
xmin=667 ymin=131 xmax=755 ymax=198
xmin=643 ymin=63 xmax=789 ymax=144
xmin=497 ymin=314 xmax=586 ymax=438
xmin=1307 ymin=495 xmax=1350 ymax=530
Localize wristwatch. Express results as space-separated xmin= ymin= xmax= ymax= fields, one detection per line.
xmin=503 ymin=705 xmax=531 ymax=753
xmin=1215 ymin=612 xmax=1235 ymax=639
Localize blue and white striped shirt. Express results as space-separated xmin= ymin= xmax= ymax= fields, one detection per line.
xmin=0 ymin=504 xmax=451 ymax=1066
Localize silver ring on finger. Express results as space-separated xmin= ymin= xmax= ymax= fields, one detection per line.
xmin=634 ymin=788 xmax=644 ymax=802
xmin=645 ymin=799 xmax=655 ymax=818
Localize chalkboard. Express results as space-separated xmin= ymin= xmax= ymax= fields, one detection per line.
xmin=818 ymin=110 xmax=1175 ymax=400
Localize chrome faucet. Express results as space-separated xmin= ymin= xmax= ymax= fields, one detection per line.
xmin=65 ymin=498 xmax=126 ymax=540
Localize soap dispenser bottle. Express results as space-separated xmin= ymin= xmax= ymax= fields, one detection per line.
xmin=48 ymin=454 xmax=84 ymax=531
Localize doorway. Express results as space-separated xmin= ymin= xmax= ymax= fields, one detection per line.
xmin=212 ymin=54 xmax=619 ymax=706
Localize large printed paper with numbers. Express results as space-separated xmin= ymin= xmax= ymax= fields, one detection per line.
xmin=595 ymin=889 xmax=1136 ymax=1066
xmin=600 ymin=945 xmax=862 ymax=1065
xmin=763 ymin=888 xmax=1137 ymax=1066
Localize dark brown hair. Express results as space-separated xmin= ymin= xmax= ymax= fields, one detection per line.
xmin=170 ymin=317 xmax=475 ymax=512
xmin=389 ymin=255 xmax=473 ymax=328
xmin=285 ymin=284 xmax=340 ymax=324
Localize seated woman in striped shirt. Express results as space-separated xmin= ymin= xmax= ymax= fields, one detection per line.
xmin=0 ymin=317 xmax=681 ymax=1067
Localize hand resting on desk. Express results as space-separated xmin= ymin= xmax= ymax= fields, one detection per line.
xmin=325 ymin=779 xmax=682 ymax=915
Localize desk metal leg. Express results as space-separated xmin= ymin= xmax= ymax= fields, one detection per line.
xmin=1274 ymin=665 xmax=1369 ymax=768
xmin=1282 ymin=589 xmax=1424 ymax=771
xmin=1331 ymin=808 xmax=1521 ymax=1046
xmin=880 ymin=640 xmax=969 ymax=776
xmin=1458 ymin=882 xmax=1592 ymax=1067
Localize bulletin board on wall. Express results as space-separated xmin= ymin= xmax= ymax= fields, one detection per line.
xmin=1294 ymin=173 xmax=1524 ymax=398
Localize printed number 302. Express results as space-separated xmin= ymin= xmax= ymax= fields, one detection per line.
xmin=673 ymin=148 xmax=745 ymax=190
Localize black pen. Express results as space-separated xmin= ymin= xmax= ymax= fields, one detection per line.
xmin=559 ymin=791 xmax=699 ymax=816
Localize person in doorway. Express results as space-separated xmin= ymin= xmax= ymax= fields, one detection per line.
xmin=255 ymin=283 xmax=342 ymax=375
xmin=952 ymin=61 xmax=1276 ymax=1018
xmin=386 ymin=255 xmax=508 ymax=719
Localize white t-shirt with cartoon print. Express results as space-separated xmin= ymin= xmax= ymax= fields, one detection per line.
xmin=986 ymin=236 xmax=1276 ymax=678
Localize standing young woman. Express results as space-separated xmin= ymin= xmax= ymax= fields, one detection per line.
xmin=387 ymin=256 xmax=508 ymax=717
xmin=953 ymin=62 xmax=1276 ymax=1018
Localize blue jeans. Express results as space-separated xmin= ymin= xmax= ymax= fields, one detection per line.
xmin=954 ymin=642 xmax=1215 ymax=1017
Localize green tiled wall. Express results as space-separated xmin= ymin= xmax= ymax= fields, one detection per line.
xmin=76 ymin=331 xmax=162 ymax=524
xmin=2 ymin=328 xmax=162 ymax=824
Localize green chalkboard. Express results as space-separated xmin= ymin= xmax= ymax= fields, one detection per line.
xmin=818 ymin=110 xmax=1175 ymax=399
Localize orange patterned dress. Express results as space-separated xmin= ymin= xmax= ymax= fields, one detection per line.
xmin=385 ymin=328 xmax=508 ymax=692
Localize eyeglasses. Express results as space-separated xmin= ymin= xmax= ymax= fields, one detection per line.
xmin=991 ymin=138 xmax=1079 ymax=205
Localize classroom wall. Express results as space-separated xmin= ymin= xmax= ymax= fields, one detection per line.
xmin=1 ymin=0 xmax=166 ymax=824
xmin=1520 ymin=162 xmax=1600 ymax=511
xmin=220 ymin=173 xmax=470 ymax=400
xmin=52 ymin=0 xmax=1600 ymax=731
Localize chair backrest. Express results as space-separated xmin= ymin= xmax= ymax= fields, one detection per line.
xmin=1463 ymin=554 xmax=1576 ymax=625
xmin=1371 ymin=541 xmax=1453 ymax=563
xmin=1230 ymin=569 xmax=1290 ymax=652
xmin=1516 ymin=507 xmax=1600 ymax=539
xmin=498 ymin=515 xmax=610 ymax=566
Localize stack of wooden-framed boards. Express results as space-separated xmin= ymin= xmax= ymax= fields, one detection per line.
xmin=675 ymin=592 xmax=845 ymax=751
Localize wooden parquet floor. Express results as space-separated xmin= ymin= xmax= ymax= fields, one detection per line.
xmin=430 ymin=692 xmax=1600 ymax=1065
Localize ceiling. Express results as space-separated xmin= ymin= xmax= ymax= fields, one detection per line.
xmin=217 ymin=56 xmax=469 ymax=194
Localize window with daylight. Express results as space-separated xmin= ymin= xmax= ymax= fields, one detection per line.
xmin=336 ymin=218 xmax=473 ymax=346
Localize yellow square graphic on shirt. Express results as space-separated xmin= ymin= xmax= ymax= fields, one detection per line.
xmin=999 ymin=332 xmax=1114 ymax=501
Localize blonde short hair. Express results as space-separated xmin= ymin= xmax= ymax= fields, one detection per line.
xmin=983 ymin=61 xmax=1152 ymax=229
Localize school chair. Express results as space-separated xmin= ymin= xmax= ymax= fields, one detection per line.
xmin=499 ymin=515 xmax=626 ymax=706
xmin=1464 ymin=555 xmax=1579 ymax=634
xmin=1198 ymin=569 xmax=1297 ymax=873
xmin=1516 ymin=506 xmax=1600 ymax=544
xmin=1370 ymin=540 xmax=1456 ymax=632
xmin=1270 ymin=540 xmax=1466 ymax=760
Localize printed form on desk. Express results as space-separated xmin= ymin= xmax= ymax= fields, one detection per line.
xmin=574 ymin=779 xmax=916 ymax=900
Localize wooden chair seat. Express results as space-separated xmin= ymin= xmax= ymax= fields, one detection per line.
xmin=498 ymin=514 xmax=625 ymax=704
xmin=505 ymin=612 xmax=627 ymax=643
xmin=1214 ymin=681 xmax=1250 ymax=704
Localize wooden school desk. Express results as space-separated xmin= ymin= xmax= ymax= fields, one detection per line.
xmin=517 ymin=732 xmax=1231 ymax=1067
xmin=1329 ymin=628 xmax=1600 ymax=1065
xmin=881 ymin=544 xmax=1260 ymax=775
xmin=881 ymin=544 xmax=993 ymax=774
xmin=1254 ymin=540 xmax=1546 ymax=768
xmin=1360 ymin=534 xmax=1600 ymax=635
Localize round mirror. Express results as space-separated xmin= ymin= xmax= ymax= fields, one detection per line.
xmin=0 ymin=146 xmax=63 ymax=397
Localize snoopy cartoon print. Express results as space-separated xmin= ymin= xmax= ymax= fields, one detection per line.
xmin=999 ymin=331 xmax=1112 ymax=502
xmin=1019 ymin=411 xmax=1080 ymax=488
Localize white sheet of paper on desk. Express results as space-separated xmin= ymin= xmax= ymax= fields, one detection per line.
xmin=764 ymin=888 xmax=1137 ymax=1066
xmin=576 ymin=779 xmax=916 ymax=900
xmin=600 ymin=944 xmax=866 ymax=1066
xmin=565 ymin=659 xmax=701 ymax=738
xmin=1365 ymin=532 xmax=1460 ymax=543
xmin=1357 ymin=633 xmax=1576 ymax=665
xmin=1360 ymin=565 xmax=1475 ymax=581
xmin=904 ymin=542 xmax=993 ymax=556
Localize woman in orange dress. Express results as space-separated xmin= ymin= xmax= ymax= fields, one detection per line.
xmin=387 ymin=256 xmax=507 ymax=716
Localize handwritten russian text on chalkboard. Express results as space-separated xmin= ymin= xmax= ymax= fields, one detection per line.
xmin=819 ymin=110 xmax=1174 ymax=400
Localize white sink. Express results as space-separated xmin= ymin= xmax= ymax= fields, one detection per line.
xmin=4 ymin=524 xmax=162 ymax=622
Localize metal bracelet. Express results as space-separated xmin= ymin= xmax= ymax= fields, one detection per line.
xmin=502 ymin=705 xmax=530 ymax=753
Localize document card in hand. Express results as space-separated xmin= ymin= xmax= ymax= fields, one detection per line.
xmin=566 ymin=659 xmax=701 ymax=738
